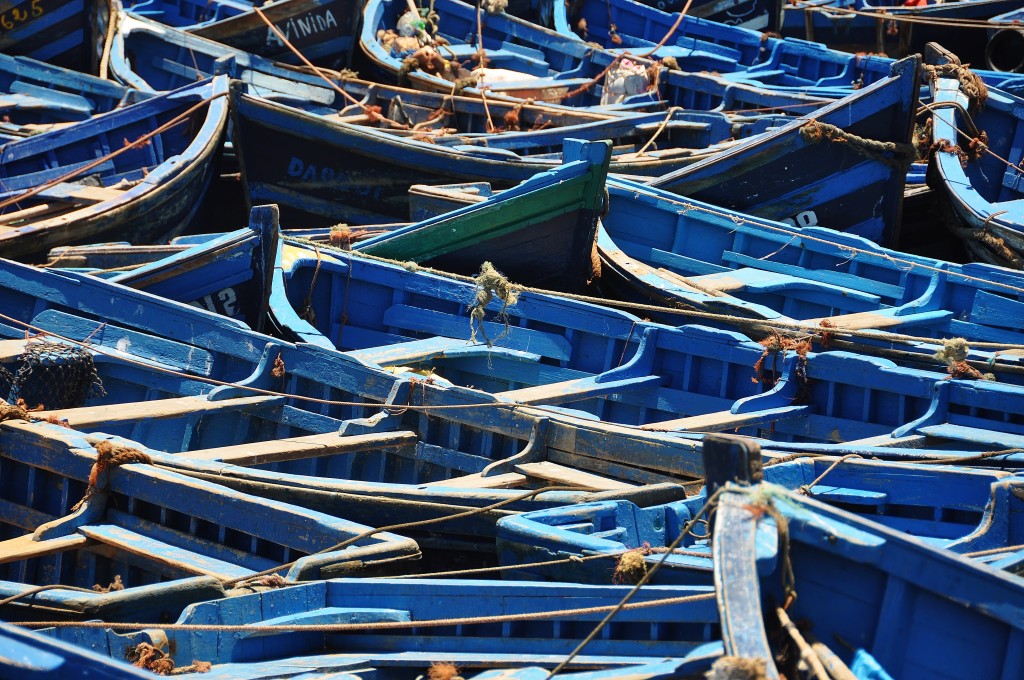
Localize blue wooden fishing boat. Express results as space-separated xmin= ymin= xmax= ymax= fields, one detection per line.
xmin=0 ymin=621 xmax=153 ymax=678
xmin=649 ymin=55 xmax=920 ymax=246
xmin=598 ymin=177 xmax=1024 ymax=349
xmin=361 ymin=0 xmax=830 ymax=111
xmin=138 ymin=0 xmax=365 ymax=67
xmin=43 ymin=578 xmax=725 ymax=675
xmin=496 ymin=456 xmax=1020 ymax=585
xmin=0 ymin=54 xmax=138 ymax=141
xmin=0 ymin=0 xmax=113 ymax=73
xmin=0 ymin=250 xmax=694 ymax=546
xmin=351 ymin=139 xmax=608 ymax=290
xmin=926 ymin=47 xmax=1024 ymax=267
xmin=230 ymin=84 xmax=788 ymax=226
xmin=0 ymin=419 xmax=420 ymax=621
xmin=0 ymin=76 xmax=229 ymax=262
xmin=714 ymin=475 xmax=1024 ymax=679
xmin=103 ymin=210 xmax=277 ymax=330
xmin=779 ymin=0 xmax=1018 ymax=67
xmin=108 ymin=10 xmax=344 ymax=95
xmin=272 ymin=225 xmax=1024 ymax=465
xmin=541 ymin=0 xmax=893 ymax=89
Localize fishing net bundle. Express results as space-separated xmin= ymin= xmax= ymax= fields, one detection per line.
xmin=1 ymin=339 xmax=105 ymax=410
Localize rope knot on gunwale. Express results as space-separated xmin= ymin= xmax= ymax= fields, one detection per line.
xmin=72 ymin=441 xmax=153 ymax=512
xmin=799 ymin=120 xmax=916 ymax=170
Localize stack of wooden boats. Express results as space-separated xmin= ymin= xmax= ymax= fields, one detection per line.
xmin=3 ymin=0 xmax=1024 ymax=677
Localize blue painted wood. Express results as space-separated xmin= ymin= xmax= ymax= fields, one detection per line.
xmin=927 ymin=48 xmax=1024 ymax=267
xmin=495 ymin=456 xmax=1015 ymax=584
xmin=779 ymin=0 xmax=1021 ymax=70
xmin=45 ymin=578 xmax=724 ymax=673
xmin=649 ymin=55 xmax=920 ymax=245
xmin=174 ymin=0 xmax=361 ymax=67
xmin=107 ymin=205 xmax=279 ymax=331
xmin=230 ymin=81 xmax=788 ymax=225
xmin=539 ymin=0 xmax=895 ymax=90
xmin=360 ymin=0 xmax=832 ymax=111
xmin=109 ymin=10 xmax=344 ymax=95
xmin=0 ymin=76 xmax=229 ymax=261
xmin=0 ymin=621 xmax=153 ymax=678
xmin=0 ymin=54 xmax=137 ymax=141
xmin=0 ymin=421 xmax=419 ymax=620
xmin=715 ymin=483 xmax=1024 ymax=680
xmin=0 ymin=0 xmax=112 ymax=73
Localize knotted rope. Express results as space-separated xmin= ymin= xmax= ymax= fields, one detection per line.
xmin=800 ymin=120 xmax=916 ymax=171
xmin=468 ymin=261 xmax=521 ymax=345
xmin=71 ymin=441 xmax=153 ymax=512
xmin=126 ymin=643 xmax=211 ymax=676
xmin=923 ymin=62 xmax=988 ymax=112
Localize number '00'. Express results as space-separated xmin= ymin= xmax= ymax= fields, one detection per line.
xmin=782 ymin=211 xmax=818 ymax=228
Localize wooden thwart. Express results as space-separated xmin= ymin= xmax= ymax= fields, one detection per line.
xmin=640 ymin=405 xmax=810 ymax=433
xmin=514 ymin=461 xmax=636 ymax=491
xmin=0 ymin=533 xmax=91 ymax=565
xmin=44 ymin=395 xmax=280 ymax=429
xmin=185 ymin=430 xmax=419 ymax=466
xmin=78 ymin=524 xmax=252 ymax=580
xmin=419 ymin=471 xmax=528 ymax=489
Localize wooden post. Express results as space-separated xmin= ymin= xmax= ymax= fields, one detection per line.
xmin=702 ymin=434 xmax=762 ymax=535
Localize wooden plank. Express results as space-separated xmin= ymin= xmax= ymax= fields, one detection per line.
xmin=43 ymin=395 xmax=280 ymax=429
xmin=801 ymin=311 xmax=920 ymax=330
xmin=0 ymin=339 xmax=30 ymax=362
xmin=419 ymin=472 xmax=528 ymax=489
xmin=640 ymin=405 xmax=810 ymax=433
xmin=66 ymin=185 xmax=128 ymax=202
xmin=917 ymin=423 xmax=1024 ymax=449
xmin=348 ymin=336 xmax=532 ymax=367
xmin=382 ymin=305 xmax=572 ymax=361
xmin=497 ymin=374 xmax=663 ymax=406
xmin=78 ymin=524 xmax=252 ymax=580
xmin=713 ymin=492 xmax=780 ymax=678
xmin=0 ymin=202 xmax=69 ymax=227
xmin=514 ymin=461 xmax=637 ymax=491
xmin=185 ymin=430 xmax=419 ymax=466
xmin=0 ymin=533 xmax=91 ymax=565
xmin=722 ymin=249 xmax=906 ymax=300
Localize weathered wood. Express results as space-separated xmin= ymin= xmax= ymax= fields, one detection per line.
xmin=713 ymin=492 xmax=780 ymax=678
xmin=44 ymin=395 xmax=279 ymax=428
xmin=0 ymin=339 xmax=30 ymax=362
xmin=514 ymin=461 xmax=637 ymax=490
xmin=803 ymin=310 xmax=951 ymax=330
xmin=419 ymin=472 xmax=528 ymax=489
xmin=77 ymin=524 xmax=252 ymax=580
xmin=497 ymin=374 xmax=663 ymax=406
xmin=0 ymin=533 xmax=91 ymax=564
xmin=641 ymin=405 xmax=810 ymax=433
xmin=702 ymin=434 xmax=763 ymax=501
xmin=185 ymin=431 xmax=419 ymax=466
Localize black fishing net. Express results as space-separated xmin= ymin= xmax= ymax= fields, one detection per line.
xmin=4 ymin=340 xmax=105 ymax=410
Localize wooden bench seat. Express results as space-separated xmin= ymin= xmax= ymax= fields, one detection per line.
xmin=514 ymin=461 xmax=637 ymax=491
xmin=497 ymin=373 xmax=663 ymax=406
xmin=0 ymin=533 xmax=91 ymax=565
xmin=640 ymin=404 xmax=810 ymax=433
xmin=43 ymin=395 xmax=280 ymax=429
xmin=383 ymin=304 xmax=571 ymax=361
xmin=78 ymin=524 xmax=253 ymax=580
xmin=804 ymin=309 xmax=953 ymax=331
xmin=419 ymin=472 xmax=528 ymax=489
xmin=184 ymin=430 xmax=419 ymax=466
